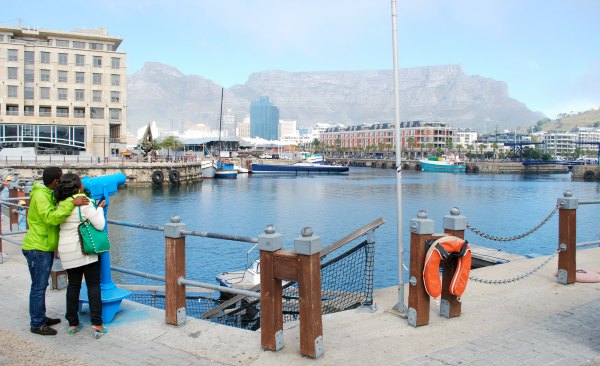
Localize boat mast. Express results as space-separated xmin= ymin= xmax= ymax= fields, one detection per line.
xmin=218 ymin=87 xmax=224 ymax=160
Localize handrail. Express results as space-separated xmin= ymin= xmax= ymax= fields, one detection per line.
xmin=107 ymin=219 xmax=164 ymax=232
xmin=576 ymin=240 xmax=600 ymax=248
xmin=178 ymin=278 xmax=260 ymax=298
xmin=181 ymin=229 xmax=257 ymax=244
xmin=201 ymin=217 xmax=385 ymax=319
xmin=579 ymin=200 xmax=600 ymax=205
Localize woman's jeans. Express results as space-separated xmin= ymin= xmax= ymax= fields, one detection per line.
xmin=22 ymin=250 xmax=54 ymax=329
xmin=66 ymin=259 xmax=102 ymax=326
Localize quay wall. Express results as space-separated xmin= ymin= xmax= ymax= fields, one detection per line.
xmin=0 ymin=162 xmax=202 ymax=185
xmin=572 ymin=165 xmax=600 ymax=181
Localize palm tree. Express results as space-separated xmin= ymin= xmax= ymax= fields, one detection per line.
xmin=491 ymin=142 xmax=499 ymax=160
xmin=456 ymin=144 xmax=463 ymax=159
xmin=467 ymin=144 xmax=474 ymax=161
xmin=478 ymin=144 xmax=487 ymax=159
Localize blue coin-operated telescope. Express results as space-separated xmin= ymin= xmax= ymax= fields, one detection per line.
xmin=80 ymin=172 xmax=130 ymax=323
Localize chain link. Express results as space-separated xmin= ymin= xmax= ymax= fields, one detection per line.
xmin=466 ymin=203 xmax=560 ymax=242
xmin=469 ymin=249 xmax=558 ymax=285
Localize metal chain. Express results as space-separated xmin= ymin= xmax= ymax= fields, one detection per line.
xmin=466 ymin=203 xmax=560 ymax=242
xmin=469 ymin=249 xmax=558 ymax=285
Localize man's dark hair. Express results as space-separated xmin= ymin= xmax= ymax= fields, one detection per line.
xmin=53 ymin=173 xmax=82 ymax=202
xmin=42 ymin=167 xmax=63 ymax=186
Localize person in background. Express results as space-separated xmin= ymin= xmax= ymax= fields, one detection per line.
xmin=54 ymin=173 xmax=107 ymax=338
xmin=22 ymin=167 xmax=89 ymax=336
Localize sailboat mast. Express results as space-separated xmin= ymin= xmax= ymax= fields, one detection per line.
xmin=218 ymin=87 xmax=224 ymax=157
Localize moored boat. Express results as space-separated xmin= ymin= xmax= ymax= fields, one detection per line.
xmin=201 ymin=160 xmax=217 ymax=179
xmin=251 ymin=162 xmax=349 ymax=174
xmin=419 ymin=155 xmax=465 ymax=173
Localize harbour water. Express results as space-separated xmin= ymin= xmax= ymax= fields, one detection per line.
xmin=107 ymin=167 xmax=600 ymax=289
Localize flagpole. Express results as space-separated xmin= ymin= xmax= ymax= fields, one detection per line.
xmin=391 ymin=0 xmax=405 ymax=315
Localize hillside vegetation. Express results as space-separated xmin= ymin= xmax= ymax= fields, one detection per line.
xmin=533 ymin=108 xmax=600 ymax=132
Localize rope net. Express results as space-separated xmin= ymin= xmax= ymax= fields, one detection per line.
xmin=128 ymin=239 xmax=374 ymax=331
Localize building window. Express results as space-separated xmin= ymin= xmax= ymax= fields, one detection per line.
xmin=92 ymin=90 xmax=102 ymax=102
xmin=24 ymin=86 xmax=34 ymax=100
xmin=7 ymin=85 xmax=18 ymax=98
xmin=106 ymin=44 xmax=114 ymax=51
xmin=25 ymin=51 xmax=34 ymax=64
xmin=75 ymin=54 xmax=85 ymax=66
xmin=24 ymin=69 xmax=34 ymax=82
xmin=40 ymin=87 xmax=50 ymax=99
xmin=40 ymin=69 xmax=51 ymax=82
xmin=24 ymin=105 xmax=34 ymax=116
xmin=110 ymin=91 xmax=120 ymax=103
xmin=75 ymin=71 xmax=85 ymax=84
xmin=93 ymin=56 xmax=102 ymax=67
xmin=110 ymin=108 xmax=121 ymax=121
xmin=7 ymin=67 xmax=18 ymax=80
xmin=75 ymin=89 xmax=85 ymax=101
xmin=93 ymin=73 xmax=102 ymax=85
xmin=74 ymin=107 xmax=85 ymax=118
xmin=111 ymin=57 xmax=121 ymax=69
xmin=73 ymin=41 xmax=86 ymax=49
xmin=58 ymin=88 xmax=68 ymax=100
xmin=39 ymin=106 xmax=51 ymax=117
xmin=90 ymin=42 xmax=104 ymax=50
xmin=56 ymin=107 xmax=69 ymax=117
xmin=58 ymin=70 xmax=68 ymax=83
xmin=111 ymin=74 xmax=120 ymax=86
xmin=91 ymin=107 xmax=104 ymax=119
xmin=40 ymin=51 xmax=50 ymax=65
xmin=8 ymin=49 xmax=18 ymax=61
xmin=58 ymin=53 xmax=68 ymax=65
xmin=56 ymin=39 xmax=70 ymax=47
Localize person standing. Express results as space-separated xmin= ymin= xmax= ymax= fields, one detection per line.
xmin=54 ymin=173 xmax=107 ymax=338
xmin=22 ymin=167 xmax=89 ymax=336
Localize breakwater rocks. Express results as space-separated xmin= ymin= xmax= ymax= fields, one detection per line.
xmin=1 ymin=162 xmax=203 ymax=186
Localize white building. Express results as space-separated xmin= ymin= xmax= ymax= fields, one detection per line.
xmin=456 ymin=129 xmax=478 ymax=146
xmin=0 ymin=24 xmax=127 ymax=156
xmin=279 ymin=119 xmax=297 ymax=139
xmin=543 ymin=131 xmax=577 ymax=157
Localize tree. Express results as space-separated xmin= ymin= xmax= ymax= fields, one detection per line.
xmin=478 ymin=144 xmax=487 ymax=159
xmin=466 ymin=144 xmax=474 ymax=161
xmin=456 ymin=144 xmax=463 ymax=159
xmin=157 ymin=136 xmax=183 ymax=159
xmin=445 ymin=139 xmax=454 ymax=154
xmin=491 ymin=142 xmax=499 ymax=160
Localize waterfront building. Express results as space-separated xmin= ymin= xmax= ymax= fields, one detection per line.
xmin=320 ymin=120 xmax=458 ymax=158
xmin=543 ymin=131 xmax=577 ymax=158
xmin=456 ymin=128 xmax=478 ymax=146
xmin=250 ymin=96 xmax=279 ymax=141
xmin=0 ymin=24 xmax=127 ymax=156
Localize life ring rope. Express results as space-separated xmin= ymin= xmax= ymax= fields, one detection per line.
xmin=423 ymin=236 xmax=471 ymax=299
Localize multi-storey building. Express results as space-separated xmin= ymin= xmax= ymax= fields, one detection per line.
xmin=320 ymin=121 xmax=457 ymax=158
xmin=543 ymin=131 xmax=577 ymax=157
xmin=250 ymin=96 xmax=279 ymax=140
xmin=456 ymin=128 xmax=478 ymax=146
xmin=0 ymin=25 xmax=126 ymax=156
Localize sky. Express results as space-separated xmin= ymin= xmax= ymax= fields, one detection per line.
xmin=3 ymin=0 xmax=599 ymax=119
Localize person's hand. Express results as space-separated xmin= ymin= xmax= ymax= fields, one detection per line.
xmin=97 ymin=200 xmax=106 ymax=208
xmin=73 ymin=196 xmax=90 ymax=206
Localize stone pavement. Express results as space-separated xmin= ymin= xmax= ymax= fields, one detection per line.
xmin=1 ymin=236 xmax=600 ymax=365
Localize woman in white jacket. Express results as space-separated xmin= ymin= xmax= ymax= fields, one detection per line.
xmin=54 ymin=173 xmax=107 ymax=338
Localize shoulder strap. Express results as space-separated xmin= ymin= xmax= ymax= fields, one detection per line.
xmin=78 ymin=206 xmax=84 ymax=222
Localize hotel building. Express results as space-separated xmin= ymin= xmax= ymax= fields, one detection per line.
xmin=0 ymin=25 xmax=127 ymax=156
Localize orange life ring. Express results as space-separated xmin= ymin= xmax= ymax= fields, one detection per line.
xmin=423 ymin=236 xmax=472 ymax=298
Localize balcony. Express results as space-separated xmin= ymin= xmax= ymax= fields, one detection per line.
xmin=56 ymin=112 xmax=69 ymax=118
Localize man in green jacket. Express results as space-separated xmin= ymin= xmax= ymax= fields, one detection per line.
xmin=22 ymin=167 xmax=88 ymax=336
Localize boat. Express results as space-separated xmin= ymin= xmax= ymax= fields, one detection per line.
xmin=419 ymin=154 xmax=465 ymax=173
xmin=251 ymin=161 xmax=349 ymax=174
xmin=216 ymin=259 xmax=261 ymax=292
xmin=234 ymin=164 xmax=250 ymax=174
xmin=214 ymin=88 xmax=237 ymax=180
xmin=201 ymin=160 xmax=217 ymax=179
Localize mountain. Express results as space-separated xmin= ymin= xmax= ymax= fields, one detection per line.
xmin=126 ymin=62 xmax=545 ymax=133
xmin=535 ymin=108 xmax=600 ymax=132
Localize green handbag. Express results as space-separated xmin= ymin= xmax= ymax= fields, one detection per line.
xmin=78 ymin=206 xmax=110 ymax=255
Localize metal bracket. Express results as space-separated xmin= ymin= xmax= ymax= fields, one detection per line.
xmin=557 ymin=269 xmax=568 ymax=284
xmin=407 ymin=307 xmax=417 ymax=327
xmin=177 ymin=307 xmax=186 ymax=326
xmin=314 ymin=335 xmax=324 ymax=358
xmin=409 ymin=276 xmax=417 ymax=286
xmin=275 ymin=330 xmax=284 ymax=351
xmin=440 ymin=299 xmax=450 ymax=318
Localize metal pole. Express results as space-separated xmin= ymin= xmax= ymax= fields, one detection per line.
xmin=391 ymin=0 xmax=405 ymax=314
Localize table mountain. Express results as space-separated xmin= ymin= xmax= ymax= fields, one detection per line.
xmin=127 ymin=62 xmax=544 ymax=133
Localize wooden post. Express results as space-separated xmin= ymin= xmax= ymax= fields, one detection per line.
xmin=294 ymin=228 xmax=323 ymax=359
xmin=557 ymin=191 xmax=577 ymax=285
xmin=8 ymin=188 xmax=18 ymax=230
xmin=164 ymin=216 xmax=187 ymax=325
xmin=257 ymin=226 xmax=285 ymax=352
xmin=442 ymin=207 xmax=467 ymax=318
xmin=407 ymin=210 xmax=435 ymax=327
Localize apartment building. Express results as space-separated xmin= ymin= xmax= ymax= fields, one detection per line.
xmin=0 ymin=25 xmax=126 ymax=156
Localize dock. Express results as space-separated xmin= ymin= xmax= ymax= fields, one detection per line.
xmin=1 ymin=236 xmax=599 ymax=365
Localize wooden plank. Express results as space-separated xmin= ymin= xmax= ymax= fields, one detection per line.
xmin=442 ymin=229 xmax=463 ymax=318
xmin=273 ymin=250 xmax=298 ymax=282
xmin=298 ymin=252 xmax=323 ymax=358
xmin=165 ymin=236 xmax=186 ymax=325
xmin=260 ymin=250 xmax=283 ymax=350
xmin=558 ymin=208 xmax=577 ymax=284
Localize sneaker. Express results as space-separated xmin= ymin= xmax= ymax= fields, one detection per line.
xmin=45 ymin=317 xmax=61 ymax=326
xmin=31 ymin=325 xmax=57 ymax=336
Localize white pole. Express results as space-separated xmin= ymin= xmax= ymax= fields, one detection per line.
xmin=391 ymin=0 xmax=405 ymax=314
